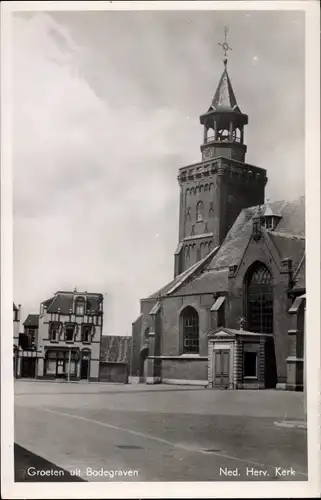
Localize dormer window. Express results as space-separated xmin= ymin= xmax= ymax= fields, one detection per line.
xmin=260 ymin=204 xmax=282 ymax=231
xmin=75 ymin=298 xmax=85 ymax=316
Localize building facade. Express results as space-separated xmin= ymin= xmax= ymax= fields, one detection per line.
xmin=100 ymin=336 xmax=132 ymax=383
xmin=132 ymin=53 xmax=305 ymax=391
xmin=36 ymin=290 xmax=104 ymax=381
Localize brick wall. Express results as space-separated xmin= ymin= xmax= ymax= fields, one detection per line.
xmin=227 ymin=236 xmax=290 ymax=385
xmin=161 ymin=359 xmax=208 ymax=381
xmin=160 ymin=295 xmax=210 ymax=357
xmin=100 ymin=362 xmax=128 ymax=383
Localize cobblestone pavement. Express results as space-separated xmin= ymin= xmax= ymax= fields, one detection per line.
xmin=14 ymin=380 xmax=307 ymax=482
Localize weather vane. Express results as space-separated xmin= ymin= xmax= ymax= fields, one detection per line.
xmin=218 ymin=25 xmax=232 ymax=66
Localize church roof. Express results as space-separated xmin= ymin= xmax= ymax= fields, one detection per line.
xmin=292 ymin=254 xmax=305 ymax=290
xmin=208 ymin=197 xmax=305 ymax=271
xmin=147 ymin=246 xmax=219 ymax=299
xmin=210 ymin=67 xmax=241 ymax=113
xmin=145 ymin=197 xmax=305 ymax=300
xmin=267 ymin=232 xmax=305 ymax=273
xmin=172 ymin=268 xmax=228 ymax=296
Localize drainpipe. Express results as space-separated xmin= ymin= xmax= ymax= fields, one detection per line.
xmin=67 ymin=347 xmax=71 ymax=383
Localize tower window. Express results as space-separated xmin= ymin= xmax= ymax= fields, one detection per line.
xmin=196 ymin=201 xmax=204 ymax=222
xmin=246 ymin=262 xmax=273 ymax=334
xmin=180 ymin=306 xmax=199 ymax=354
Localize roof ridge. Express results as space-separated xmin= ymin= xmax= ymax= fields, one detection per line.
xmin=268 ymin=231 xmax=305 ymax=240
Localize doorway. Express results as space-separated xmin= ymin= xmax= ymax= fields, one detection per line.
xmin=213 ymin=349 xmax=230 ymax=388
xmin=81 ymin=359 xmax=89 ymax=379
xmin=56 ymin=358 xmax=65 ymax=378
xmin=80 ymin=352 xmax=90 ymax=380
xmin=21 ymin=357 xmax=36 ymax=378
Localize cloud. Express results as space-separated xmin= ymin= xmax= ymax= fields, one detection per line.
xmin=12 ymin=11 xmax=305 ymax=334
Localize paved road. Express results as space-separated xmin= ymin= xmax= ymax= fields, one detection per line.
xmin=14 ymin=381 xmax=307 ymax=482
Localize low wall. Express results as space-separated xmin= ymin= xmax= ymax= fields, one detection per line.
xmin=99 ymin=362 xmax=129 ymax=383
xmin=161 ymin=358 xmax=208 ymax=382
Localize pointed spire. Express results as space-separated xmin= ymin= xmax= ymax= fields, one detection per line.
xmin=209 ymin=26 xmax=241 ymax=113
xmin=210 ymin=68 xmax=240 ymax=112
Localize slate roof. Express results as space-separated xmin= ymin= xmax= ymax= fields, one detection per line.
xmin=100 ymin=336 xmax=132 ymax=363
xmin=42 ymin=291 xmax=103 ymax=314
xmin=172 ymin=268 xmax=229 ymax=296
xmin=23 ymin=314 xmax=39 ymax=328
xmin=292 ymin=255 xmax=305 ymax=290
xmin=267 ymin=232 xmax=305 ymax=273
xmin=210 ymin=67 xmax=241 ymax=113
xmin=147 ymin=246 xmax=219 ymax=299
xmin=145 ymin=196 xmax=305 ymax=299
xmin=208 ymin=197 xmax=305 ymax=272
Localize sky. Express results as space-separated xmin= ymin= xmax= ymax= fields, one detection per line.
xmin=12 ymin=9 xmax=305 ymax=335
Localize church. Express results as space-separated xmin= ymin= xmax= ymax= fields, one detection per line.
xmin=131 ymin=41 xmax=305 ymax=391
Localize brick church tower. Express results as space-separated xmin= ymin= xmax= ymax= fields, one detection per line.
xmin=174 ymin=29 xmax=267 ymax=277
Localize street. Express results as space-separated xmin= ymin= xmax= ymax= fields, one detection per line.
xmin=14 ymin=381 xmax=307 ymax=482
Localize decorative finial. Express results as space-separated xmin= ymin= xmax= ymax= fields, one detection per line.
xmin=237 ymin=316 xmax=246 ymax=331
xmin=218 ymin=25 xmax=232 ymax=66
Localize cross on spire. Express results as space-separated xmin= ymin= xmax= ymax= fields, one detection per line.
xmin=218 ymin=25 xmax=232 ymax=66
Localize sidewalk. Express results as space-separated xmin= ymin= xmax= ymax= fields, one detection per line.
xmin=14 ymin=443 xmax=86 ymax=482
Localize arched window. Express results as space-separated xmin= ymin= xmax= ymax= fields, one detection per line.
xmin=196 ymin=201 xmax=204 ymax=222
xmin=181 ymin=306 xmax=199 ymax=354
xmin=246 ymin=262 xmax=273 ymax=334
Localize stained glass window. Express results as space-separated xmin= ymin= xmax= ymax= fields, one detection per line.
xmin=246 ymin=263 xmax=273 ymax=334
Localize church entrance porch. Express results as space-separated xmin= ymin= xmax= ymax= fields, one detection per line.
xmin=208 ymin=327 xmax=276 ymax=390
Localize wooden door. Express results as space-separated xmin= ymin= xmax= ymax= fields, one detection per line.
xmin=21 ymin=358 xmax=36 ymax=378
xmin=56 ymin=359 xmax=65 ymax=378
xmin=214 ymin=349 xmax=230 ymax=388
xmin=81 ymin=358 xmax=89 ymax=379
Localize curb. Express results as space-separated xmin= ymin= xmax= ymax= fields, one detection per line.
xmin=274 ymin=420 xmax=307 ymax=429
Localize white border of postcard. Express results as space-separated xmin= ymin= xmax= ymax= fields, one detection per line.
xmin=1 ymin=1 xmax=320 ymax=498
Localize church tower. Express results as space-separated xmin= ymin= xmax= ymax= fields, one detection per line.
xmin=174 ymin=27 xmax=267 ymax=277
